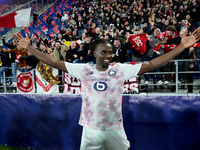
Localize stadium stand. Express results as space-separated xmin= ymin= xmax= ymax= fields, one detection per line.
xmin=1 ymin=0 xmax=200 ymax=94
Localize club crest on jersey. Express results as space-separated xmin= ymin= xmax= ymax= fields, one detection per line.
xmin=108 ymin=70 xmax=116 ymax=77
xmin=89 ymin=71 xmax=94 ymax=75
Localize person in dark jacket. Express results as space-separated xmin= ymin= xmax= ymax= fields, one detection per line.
xmin=0 ymin=46 xmax=11 ymax=85
xmin=82 ymin=36 xmax=93 ymax=63
xmin=112 ymin=38 xmax=128 ymax=63
xmin=66 ymin=41 xmax=83 ymax=63
xmin=2 ymin=35 xmax=18 ymax=87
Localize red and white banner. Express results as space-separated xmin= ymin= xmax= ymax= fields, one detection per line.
xmin=36 ymin=68 xmax=59 ymax=94
xmin=17 ymin=70 xmax=35 ymax=93
xmin=63 ymin=72 xmax=138 ymax=94
xmin=63 ymin=72 xmax=81 ymax=94
xmin=0 ymin=8 xmax=31 ymax=28
xmin=154 ymin=42 xmax=200 ymax=52
xmin=129 ymin=33 xmax=148 ymax=54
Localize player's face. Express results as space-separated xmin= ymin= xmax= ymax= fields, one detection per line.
xmin=94 ymin=43 xmax=113 ymax=71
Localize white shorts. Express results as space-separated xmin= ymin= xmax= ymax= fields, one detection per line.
xmin=80 ymin=127 xmax=130 ymax=150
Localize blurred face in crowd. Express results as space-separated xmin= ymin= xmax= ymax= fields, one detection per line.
xmin=181 ymin=20 xmax=186 ymax=26
xmin=84 ymin=29 xmax=87 ymax=34
xmin=92 ymin=23 xmax=96 ymax=28
xmin=40 ymin=45 xmax=46 ymax=52
xmin=80 ymin=44 xmax=84 ymax=50
xmin=85 ymin=37 xmax=91 ymax=43
xmin=154 ymin=29 xmax=160 ymax=37
xmin=72 ymin=31 xmax=77 ymax=36
xmin=167 ymin=30 xmax=174 ymax=37
xmin=162 ymin=18 xmax=165 ymax=23
xmin=96 ymin=28 xmax=100 ymax=34
xmin=186 ymin=15 xmax=190 ymax=20
xmin=179 ymin=29 xmax=187 ymax=37
xmin=164 ymin=20 xmax=169 ymax=26
xmin=167 ymin=15 xmax=171 ymax=20
xmin=100 ymin=36 xmax=104 ymax=39
xmin=58 ymin=34 xmax=62 ymax=39
xmin=17 ymin=45 xmax=22 ymax=50
xmin=82 ymin=32 xmax=86 ymax=39
xmin=70 ymin=41 xmax=76 ymax=49
xmin=113 ymin=39 xmax=121 ymax=48
xmin=172 ymin=19 xmax=177 ymax=25
xmin=104 ymin=35 xmax=109 ymax=40
xmin=55 ymin=42 xmax=61 ymax=49
xmin=47 ymin=47 xmax=53 ymax=54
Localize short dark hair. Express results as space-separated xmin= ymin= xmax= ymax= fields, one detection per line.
xmin=91 ymin=39 xmax=111 ymax=52
xmin=55 ymin=41 xmax=61 ymax=44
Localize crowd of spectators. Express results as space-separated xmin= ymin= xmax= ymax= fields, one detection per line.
xmin=1 ymin=0 xmax=200 ymax=93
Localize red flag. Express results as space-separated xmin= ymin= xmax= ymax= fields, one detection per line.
xmin=0 ymin=8 xmax=31 ymax=28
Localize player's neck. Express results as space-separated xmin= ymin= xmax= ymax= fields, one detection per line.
xmin=95 ymin=65 xmax=109 ymax=72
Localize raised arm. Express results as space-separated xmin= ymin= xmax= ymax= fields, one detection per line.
xmin=12 ymin=33 xmax=68 ymax=73
xmin=138 ymin=27 xmax=200 ymax=75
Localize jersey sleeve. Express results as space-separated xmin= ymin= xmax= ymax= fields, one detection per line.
xmin=64 ymin=62 xmax=85 ymax=79
xmin=119 ymin=63 xmax=142 ymax=80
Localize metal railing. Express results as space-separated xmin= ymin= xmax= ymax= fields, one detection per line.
xmin=0 ymin=59 xmax=200 ymax=94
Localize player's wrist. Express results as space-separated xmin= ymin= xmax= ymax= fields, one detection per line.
xmin=178 ymin=43 xmax=185 ymax=50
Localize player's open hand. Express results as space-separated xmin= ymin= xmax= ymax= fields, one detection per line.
xmin=181 ymin=27 xmax=200 ymax=49
xmin=12 ymin=33 xmax=30 ymax=49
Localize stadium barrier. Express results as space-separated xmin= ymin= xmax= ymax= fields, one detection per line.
xmin=0 ymin=94 xmax=200 ymax=150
